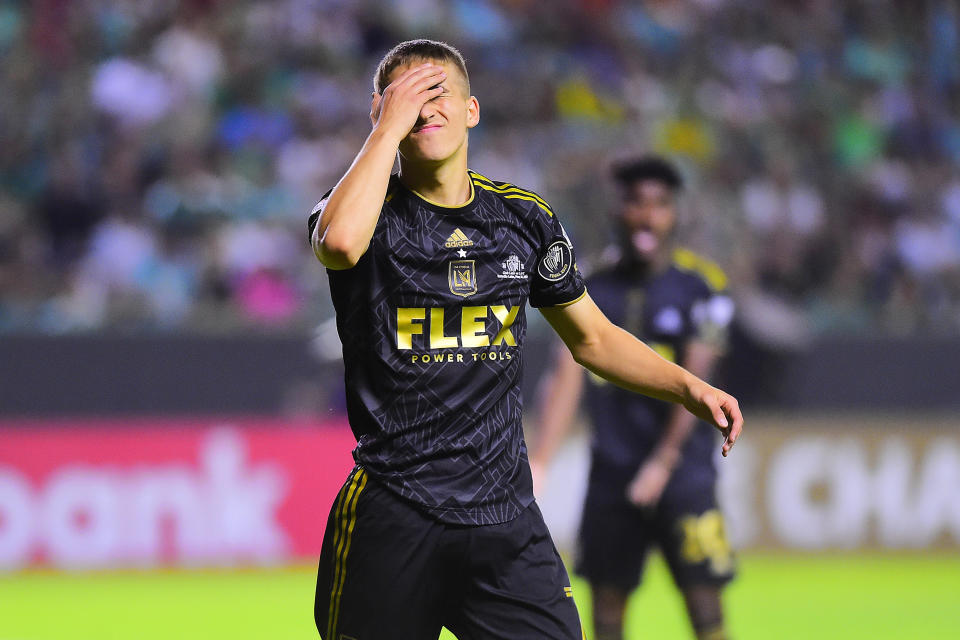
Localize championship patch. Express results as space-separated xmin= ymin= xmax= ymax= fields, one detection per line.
xmin=498 ymin=253 xmax=527 ymax=280
xmin=449 ymin=259 xmax=477 ymax=297
xmin=537 ymin=240 xmax=572 ymax=282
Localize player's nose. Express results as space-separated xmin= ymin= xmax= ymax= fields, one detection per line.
xmin=418 ymin=100 xmax=440 ymax=121
xmin=622 ymin=204 xmax=650 ymax=227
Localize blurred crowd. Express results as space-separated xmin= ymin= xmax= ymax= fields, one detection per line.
xmin=1 ymin=0 xmax=960 ymax=338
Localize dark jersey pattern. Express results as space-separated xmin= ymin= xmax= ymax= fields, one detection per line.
xmin=309 ymin=171 xmax=585 ymax=525
xmin=583 ymin=250 xmax=734 ymax=492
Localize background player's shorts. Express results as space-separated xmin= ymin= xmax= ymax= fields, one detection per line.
xmin=576 ymin=470 xmax=735 ymax=592
xmin=315 ymin=466 xmax=584 ymax=640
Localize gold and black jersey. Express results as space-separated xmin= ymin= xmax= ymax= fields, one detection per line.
xmin=308 ymin=171 xmax=586 ymax=525
xmin=583 ymin=251 xmax=734 ymax=490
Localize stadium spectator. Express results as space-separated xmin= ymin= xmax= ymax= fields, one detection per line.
xmin=1 ymin=0 xmax=959 ymax=335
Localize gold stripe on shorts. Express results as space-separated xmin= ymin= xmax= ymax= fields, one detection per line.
xmin=327 ymin=467 xmax=367 ymax=640
xmin=325 ymin=467 xmax=358 ymax=639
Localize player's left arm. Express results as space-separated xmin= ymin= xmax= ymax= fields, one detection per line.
xmin=626 ymin=340 xmax=721 ymax=506
xmin=540 ymin=296 xmax=742 ymax=456
xmin=652 ymin=340 xmax=721 ymax=462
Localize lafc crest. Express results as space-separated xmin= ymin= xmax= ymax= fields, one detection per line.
xmin=449 ymin=260 xmax=477 ymax=297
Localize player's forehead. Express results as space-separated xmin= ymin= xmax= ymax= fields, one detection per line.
xmin=386 ymin=57 xmax=468 ymax=93
xmin=623 ymin=178 xmax=673 ymax=202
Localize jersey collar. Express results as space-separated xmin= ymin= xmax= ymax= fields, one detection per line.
xmin=398 ymin=175 xmax=477 ymax=214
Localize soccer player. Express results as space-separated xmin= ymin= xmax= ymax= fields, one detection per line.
xmin=530 ymin=156 xmax=736 ymax=640
xmin=309 ymin=40 xmax=742 ymax=640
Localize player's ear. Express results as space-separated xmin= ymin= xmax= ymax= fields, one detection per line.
xmin=466 ymin=95 xmax=480 ymax=129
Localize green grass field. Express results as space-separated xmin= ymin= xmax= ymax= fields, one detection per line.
xmin=2 ymin=554 xmax=958 ymax=639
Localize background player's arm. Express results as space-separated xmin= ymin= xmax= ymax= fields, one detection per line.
xmin=312 ymin=64 xmax=447 ymax=270
xmin=529 ymin=343 xmax=584 ymax=492
xmin=627 ymin=340 xmax=721 ymax=506
xmin=540 ymin=294 xmax=742 ymax=456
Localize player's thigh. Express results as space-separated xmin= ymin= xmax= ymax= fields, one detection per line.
xmin=315 ymin=467 xmax=446 ymax=640
xmin=655 ymin=478 xmax=735 ymax=589
xmin=446 ymin=501 xmax=584 ymax=640
xmin=576 ymin=485 xmax=651 ymax=592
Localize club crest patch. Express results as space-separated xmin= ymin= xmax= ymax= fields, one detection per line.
xmin=449 ymin=259 xmax=477 ymax=297
xmin=538 ymin=240 xmax=572 ymax=282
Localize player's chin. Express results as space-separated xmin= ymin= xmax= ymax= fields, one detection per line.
xmin=401 ymin=137 xmax=461 ymax=162
xmin=413 ymin=153 xmax=462 ymax=169
xmin=627 ymin=247 xmax=658 ymax=265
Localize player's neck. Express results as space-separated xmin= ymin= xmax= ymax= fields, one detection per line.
xmin=651 ymin=245 xmax=673 ymax=272
xmin=398 ymin=155 xmax=472 ymax=207
xmin=622 ymin=245 xmax=672 ymax=276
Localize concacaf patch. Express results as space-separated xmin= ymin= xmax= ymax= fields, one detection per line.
xmin=538 ymin=240 xmax=573 ymax=282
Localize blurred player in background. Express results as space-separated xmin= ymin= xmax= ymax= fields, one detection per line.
xmin=309 ymin=39 xmax=742 ymax=639
xmin=531 ymin=156 xmax=737 ymax=640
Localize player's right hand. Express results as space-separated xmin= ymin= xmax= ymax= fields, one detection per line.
xmin=626 ymin=455 xmax=674 ymax=508
xmin=370 ymin=63 xmax=447 ymax=142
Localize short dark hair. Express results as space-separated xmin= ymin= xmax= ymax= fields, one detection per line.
xmin=374 ymin=39 xmax=470 ymax=94
xmin=611 ymin=156 xmax=684 ymax=192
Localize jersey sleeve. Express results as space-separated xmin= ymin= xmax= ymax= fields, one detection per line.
xmin=306 ymin=187 xmax=334 ymax=245
xmin=689 ymin=284 xmax=735 ymax=351
xmin=529 ymin=213 xmax=587 ymax=308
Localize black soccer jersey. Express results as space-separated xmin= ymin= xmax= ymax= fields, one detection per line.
xmin=308 ymin=171 xmax=586 ymax=525
xmin=583 ymin=250 xmax=734 ymax=488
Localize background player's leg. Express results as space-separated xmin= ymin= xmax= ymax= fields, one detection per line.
xmin=445 ymin=502 xmax=583 ymax=640
xmin=591 ymin=584 xmax=630 ymax=640
xmin=314 ymin=468 xmax=446 ymax=639
xmin=681 ymin=584 xmax=727 ymax=640
xmin=576 ymin=485 xmax=649 ymax=640
xmin=654 ymin=476 xmax=735 ymax=640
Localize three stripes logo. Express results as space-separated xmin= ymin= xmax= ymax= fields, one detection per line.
xmin=444 ymin=228 xmax=474 ymax=248
xmin=564 ymin=586 xmax=574 ymax=598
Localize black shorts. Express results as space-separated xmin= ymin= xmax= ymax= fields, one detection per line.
xmin=576 ymin=471 xmax=735 ymax=592
xmin=315 ymin=466 xmax=584 ymax=640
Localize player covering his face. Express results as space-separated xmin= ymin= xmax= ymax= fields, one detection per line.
xmin=311 ymin=39 xmax=742 ymax=640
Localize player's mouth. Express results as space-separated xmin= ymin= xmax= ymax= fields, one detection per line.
xmin=631 ymin=230 xmax=659 ymax=254
xmin=412 ymin=123 xmax=442 ymax=134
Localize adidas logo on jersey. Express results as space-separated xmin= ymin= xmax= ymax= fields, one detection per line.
xmin=444 ymin=228 xmax=474 ymax=248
